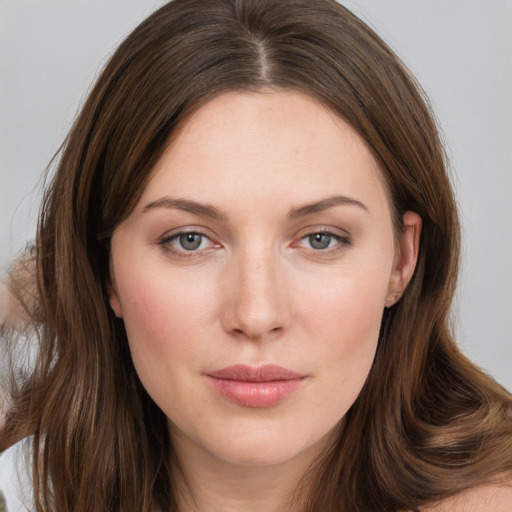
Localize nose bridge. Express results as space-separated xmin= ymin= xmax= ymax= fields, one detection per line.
xmin=223 ymin=240 xmax=286 ymax=339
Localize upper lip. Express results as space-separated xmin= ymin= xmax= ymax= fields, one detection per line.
xmin=207 ymin=364 xmax=304 ymax=382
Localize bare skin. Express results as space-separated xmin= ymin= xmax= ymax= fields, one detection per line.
xmin=109 ymin=90 xmax=421 ymax=511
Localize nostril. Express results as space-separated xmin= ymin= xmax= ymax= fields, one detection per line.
xmin=229 ymin=325 xmax=283 ymax=341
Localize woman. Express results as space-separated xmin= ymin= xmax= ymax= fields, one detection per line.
xmin=1 ymin=0 xmax=511 ymax=510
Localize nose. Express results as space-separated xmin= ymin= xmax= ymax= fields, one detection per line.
xmin=221 ymin=248 xmax=288 ymax=341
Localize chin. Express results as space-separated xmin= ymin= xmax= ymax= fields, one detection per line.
xmin=201 ymin=422 xmax=332 ymax=469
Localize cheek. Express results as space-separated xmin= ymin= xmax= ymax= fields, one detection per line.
xmin=297 ymin=258 xmax=391 ymax=404
xmin=115 ymin=266 xmax=218 ymax=381
xmin=302 ymin=257 xmax=390 ymax=342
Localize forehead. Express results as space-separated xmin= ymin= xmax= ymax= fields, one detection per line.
xmin=138 ymin=90 xmax=389 ymax=217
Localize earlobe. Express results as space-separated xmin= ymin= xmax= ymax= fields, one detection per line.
xmin=385 ymin=211 xmax=422 ymax=307
xmin=107 ymin=283 xmax=123 ymax=318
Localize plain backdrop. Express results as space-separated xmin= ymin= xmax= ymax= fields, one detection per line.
xmin=1 ymin=0 xmax=511 ymax=390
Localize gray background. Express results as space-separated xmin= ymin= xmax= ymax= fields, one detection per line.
xmin=1 ymin=0 xmax=511 ymax=389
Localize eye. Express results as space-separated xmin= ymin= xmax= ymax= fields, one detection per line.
xmin=296 ymin=230 xmax=350 ymax=252
xmin=158 ymin=230 xmax=219 ymax=255
xmin=175 ymin=232 xmax=207 ymax=251
xmin=306 ymin=233 xmax=335 ymax=250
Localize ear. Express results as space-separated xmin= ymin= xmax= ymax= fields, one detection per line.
xmin=385 ymin=211 xmax=422 ymax=307
xmin=107 ymin=281 xmax=123 ymax=318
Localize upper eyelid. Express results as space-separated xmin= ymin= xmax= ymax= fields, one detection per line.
xmin=299 ymin=232 xmax=347 ymax=242
xmin=159 ymin=226 xmax=217 ymax=241
xmin=294 ymin=225 xmax=351 ymax=239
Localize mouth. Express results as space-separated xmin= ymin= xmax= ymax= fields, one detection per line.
xmin=206 ymin=364 xmax=307 ymax=408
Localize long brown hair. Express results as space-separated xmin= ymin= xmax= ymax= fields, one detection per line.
xmin=1 ymin=0 xmax=511 ymax=510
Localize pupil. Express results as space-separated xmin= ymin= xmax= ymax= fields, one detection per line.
xmin=310 ymin=233 xmax=331 ymax=250
xmin=180 ymin=233 xmax=202 ymax=250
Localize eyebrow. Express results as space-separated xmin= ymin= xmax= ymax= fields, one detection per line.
xmin=287 ymin=195 xmax=368 ymax=219
xmin=143 ymin=194 xmax=368 ymax=220
xmin=143 ymin=197 xmax=226 ymax=220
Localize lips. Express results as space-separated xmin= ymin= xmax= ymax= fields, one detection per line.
xmin=206 ymin=364 xmax=306 ymax=408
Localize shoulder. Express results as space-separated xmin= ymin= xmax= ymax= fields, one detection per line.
xmin=420 ymin=479 xmax=512 ymax=512
xmin=0 ymin=439 xmax=34 ymax=512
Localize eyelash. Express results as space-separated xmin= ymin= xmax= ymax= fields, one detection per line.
xmin=157 ymin=229 xmax=219 ymax=258
xmin=157 ymin=228 xmax=351 ymax=258
xmin=295 ymin=230 xmax=351 ymax=253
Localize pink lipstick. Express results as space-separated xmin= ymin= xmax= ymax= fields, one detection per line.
xmin=206 ymin=364 xmax=305 ymax=408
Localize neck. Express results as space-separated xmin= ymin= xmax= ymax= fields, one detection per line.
xmin=170 ymin=430 xmax=328 ymax=512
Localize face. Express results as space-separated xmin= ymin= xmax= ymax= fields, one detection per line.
xmin=109 ymin=91 xmax=420 ymax=471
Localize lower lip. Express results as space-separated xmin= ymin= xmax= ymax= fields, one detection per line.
xmin=207 ymin=377 xmax=304 ymax=408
